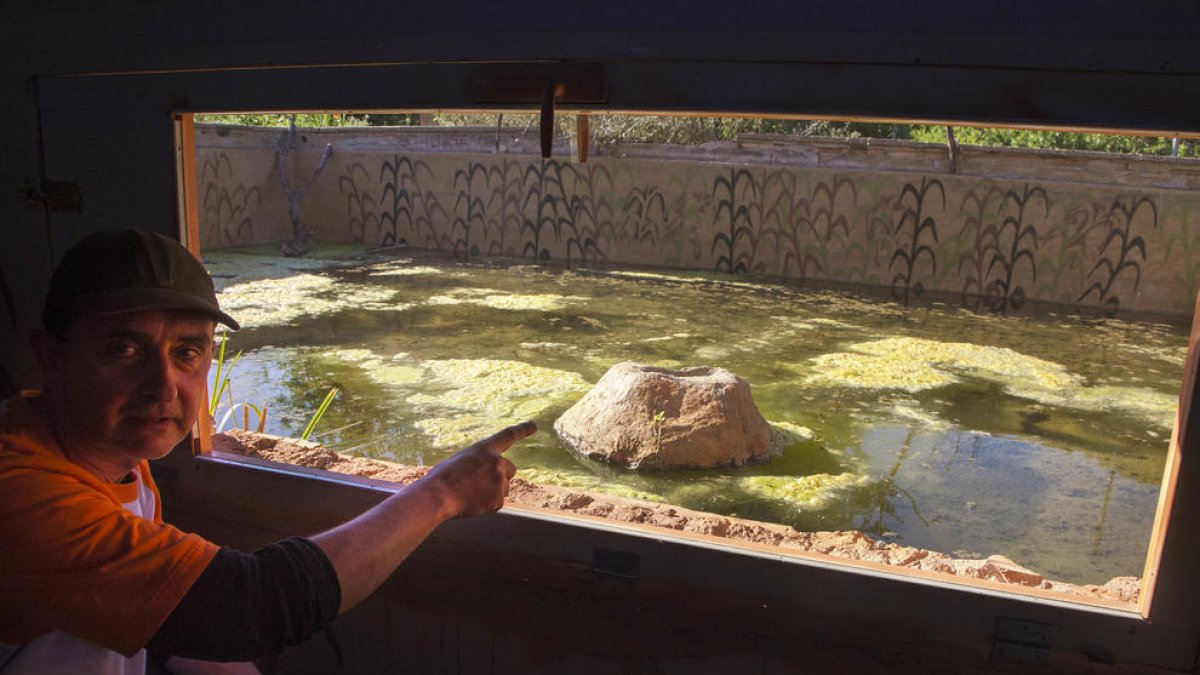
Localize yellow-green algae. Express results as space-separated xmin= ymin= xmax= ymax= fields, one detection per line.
xmin=772 ymin=316 xmax=858 ymax=331
xmin=415 ymin=415 xmax=518 ymax=450
xmin=598 ymin=268 xmax=789 ymax=292
xmin=204 ymin=251 xmax=359 ymax=291
xmin=518 ymin=342 xmax=576 ymax=352
xmin=806 ymin=337 xmax=1176 ymax=428
xmin=367 ymin=263 xmax=451 ymax=276
xmin=640 ymin=333 xmax=694 ymax=343
xmin=516 ymin=467 xmax=665 ymax=502
xmin=326 ymin=349 xmax=425 ymax=386
xmin=216 ymin=274 xmax=403 ymax=328
xmin=408 ymin=358 xmax=590 ymax=420
xmin=738 ymin=473 xmax=869 ymax=510
xmin=324 ymin=350 xmax=591 ymax=447
xmin=767 ymin=421 xmax=815 ymax=455
xmin=425 ymin=287 xmax=586 ymax=312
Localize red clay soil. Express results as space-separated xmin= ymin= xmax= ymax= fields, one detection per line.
xmin=213 ymin=428 xmax=1141 ymax=605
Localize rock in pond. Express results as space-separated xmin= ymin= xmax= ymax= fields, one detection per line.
xmin=554 ymin=361 xmax=772 ymax=470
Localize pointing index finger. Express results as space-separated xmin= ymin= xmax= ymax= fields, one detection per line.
xmin=485 ymin=420 xmax=538 ymax=453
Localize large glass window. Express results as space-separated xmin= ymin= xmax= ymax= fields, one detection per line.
xmin=184 ymin=110 xmax=1198 ymax=611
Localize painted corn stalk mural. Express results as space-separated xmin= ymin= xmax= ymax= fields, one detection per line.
xmin=199 ymin=152 xmax=262 ymax=249
xmin=196 ymin=126 xmax=1200 ymax=317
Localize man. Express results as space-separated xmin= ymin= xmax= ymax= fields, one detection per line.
xmin=0 ymin=229 xmax=536 ymax=674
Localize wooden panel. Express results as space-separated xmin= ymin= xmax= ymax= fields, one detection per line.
xmin=153 ymin=449 xmax=1200 ymax=672
xmin=173 ymin=113 xmax=212 ymax=454
xmin=38 ymin=60 xmax=1200 ymax=136
xmin=7 ymin=2 xmax=1200 ymax=78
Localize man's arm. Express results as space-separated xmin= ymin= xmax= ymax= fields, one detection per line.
xmin=148 ymin=421 xmax=536 ymax=661
xmin=311 ymin=421 xmax=534 ymax=613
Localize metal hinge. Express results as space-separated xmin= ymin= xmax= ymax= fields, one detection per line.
xmin=21 ymin=179 xmax=82 ymax=213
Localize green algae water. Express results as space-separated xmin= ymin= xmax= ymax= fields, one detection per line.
xmin=206 ymin=246 xmax=1187 ymax=586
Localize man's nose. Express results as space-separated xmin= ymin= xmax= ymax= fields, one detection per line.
xmin=139 ymin=350 xmax=179 ymax=402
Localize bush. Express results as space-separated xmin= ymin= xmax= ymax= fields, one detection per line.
xmin=194 ymin=111 xmax=1197 ymax=159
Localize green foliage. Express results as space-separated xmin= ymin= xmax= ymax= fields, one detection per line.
xmin=195 ymin=112 xmax=369 ymax=128
xmin=431 ymin=112 xmax=896 ymax=149
xmin=208 ymin=333 xmax=243 ymax=417
xmin=652 ymin=409 xmax=667 ymax=454
xmin=908 ymin=125 xmax=1198 ymax=158
xmin=301 ymin=387 xmax=340 ymax=441
xmin=365 ymin=113 xmax=421 ymax=127
xmin=197 ymin=110 xmax=1196 ymax=158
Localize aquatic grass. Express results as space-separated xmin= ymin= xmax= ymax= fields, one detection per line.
xmin=209 ymin=333 xmax=243 ymax=417
xmin=301 ymin=387 xmax=340 ymax=440
xmin=209 ymin=333 xmax=271 ymax=434
xmin=217 ymin=401 xmax=267 ymax=434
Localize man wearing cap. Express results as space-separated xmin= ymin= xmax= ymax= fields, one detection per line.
xmin=0 ymin=229 xmax=536 ymax=674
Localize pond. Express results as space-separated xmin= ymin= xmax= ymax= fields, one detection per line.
xmin=205 ymin=245 xmax=1187 ymax=586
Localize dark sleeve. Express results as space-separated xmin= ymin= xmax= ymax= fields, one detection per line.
xmin=146 ymin=536 xmax=341 ymax=661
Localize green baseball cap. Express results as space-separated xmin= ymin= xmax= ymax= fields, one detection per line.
xmin=43 ymin=229 xmax=240 ymax=331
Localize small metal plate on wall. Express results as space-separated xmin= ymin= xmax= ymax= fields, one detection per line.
xmin=592 ymin=547 xmax=640 ymax=581
xmin=992 ymin=617 xmax=1056 ymax=665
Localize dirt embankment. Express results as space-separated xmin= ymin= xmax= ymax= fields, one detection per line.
xmin=213 ymin=429 xmax=1141 ymax=605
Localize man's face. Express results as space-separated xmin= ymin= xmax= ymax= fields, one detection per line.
xmin=38 ymin=309 xmax=215 ymax=466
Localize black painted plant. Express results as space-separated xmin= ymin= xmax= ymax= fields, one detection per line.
xmin=1034 ymin=201 xmax=1104 ymax=305
xmin=520 ymin=159 xmax=567 ymax=261
xmin=1078 ymin=195 xmax=1158 ymax=313
xmin=710 ymin=168 xmax=759 ymax=273
xmin=337 ymin=162 xmax=379 ymax=244
xmin=561 ymin=163 xmax=614 ymax=264
xmin=889 ymin=177 xmax=945 ymax=303
xmin=623 ymin=185 xmax=668 ymax=246
xmin=956 ymin=185 xmax=1003 ymax=304
xmin=762 ymin=170 xmax=815 ymax=278
xmin=485 ymin=159 xmax=526 ymax=256
xmin=451 ymin=162 xmax=489 ymax=256
xmin=379 ymin=155 xmax=417 ymax=247
xmin=984 ymin=184 xmax=1047 ymax=311
xmin=200 ymin=153 xmax=261 ymax=248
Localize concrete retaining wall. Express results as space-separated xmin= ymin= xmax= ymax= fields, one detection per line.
xmin=197 ymin=124 xmax=1200 ymax=317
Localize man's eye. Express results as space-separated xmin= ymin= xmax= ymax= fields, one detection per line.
xmin=176 ymin=347 xmax=202 ymax=362
xmin=104 ymin=341 xmax=140 ymax=358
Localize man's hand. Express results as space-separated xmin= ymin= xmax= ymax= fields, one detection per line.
xmin=313 ymin=420 xmax=538 ymax=614
xmin=423 ymin=421 xmax=537 ymax=520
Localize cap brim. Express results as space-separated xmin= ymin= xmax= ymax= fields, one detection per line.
xmin=63 ymin=287 xmax=241 ymax=331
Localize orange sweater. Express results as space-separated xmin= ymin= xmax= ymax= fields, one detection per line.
xmin=0 ymin=393 xmax=218 ymax=656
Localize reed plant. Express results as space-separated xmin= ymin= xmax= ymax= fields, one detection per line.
xmin=208 ymin=333 xmax=243 ymax=418
xmin=301 ymin=387 xmax=340 ymax=441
